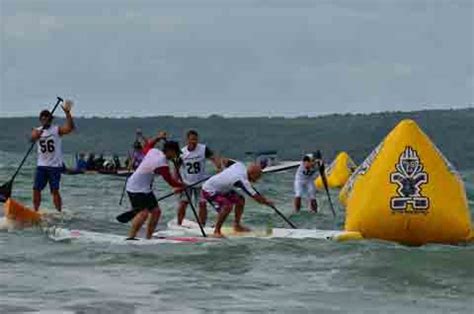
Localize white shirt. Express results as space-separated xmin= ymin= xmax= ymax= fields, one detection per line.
xmin=295 ymin=162 xmax=318 ymax=183
xmin=126 ymin=149 xmax=168 ymax=193
xmin=180 ymin=144 xmax=207 ymax=185
xmin=203 ymin=162 xmax=256 ymax=196
xmin=36 ymin=125 xmax=63 ymax=167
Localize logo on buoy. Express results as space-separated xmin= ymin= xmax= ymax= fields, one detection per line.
xmin=390 ymin=146 xmax=429 ymax=212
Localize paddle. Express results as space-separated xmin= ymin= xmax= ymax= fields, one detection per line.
xmin=118 ymin=151 xmax=134 ymax=206
xmin=171 ymin=158 xmax=207 ymax=237
xmin=314 ymin=150 xmax=336 ymax=218
xmin=252 ymin=186 xmax=297 ymax=229
xmin=116 ymin=175 xmax=211 ymax=223
xmin=0 ymin=97 xmax=64 ymax=203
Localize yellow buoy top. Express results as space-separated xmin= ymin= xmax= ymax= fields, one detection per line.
xmin=315 ymin=151 xmax=357 ymax=189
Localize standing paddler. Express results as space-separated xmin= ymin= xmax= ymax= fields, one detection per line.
xmin=31 ymin=100 xmax=75 ymax=212
xmin=125 ymin=141 xmax=184 ymax=239
xmin=293 ymin=154 xmax=321 ymax=213
xmin=201 ymin=161 xmax=273 ymax=238
xmin=176 ymin=129 xmax=222 ymax=226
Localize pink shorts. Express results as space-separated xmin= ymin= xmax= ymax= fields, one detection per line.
xmin=201 ymin=190 xmax=244 ymax=212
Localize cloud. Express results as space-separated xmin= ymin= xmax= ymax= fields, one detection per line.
xmin=0 ymin=1 xmax=473 ymax=116
xmin=2 ymin=13 xmax=64 ymax=40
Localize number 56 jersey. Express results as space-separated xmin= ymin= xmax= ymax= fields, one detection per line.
xmin=36 ymin=125 xmax=63 ymax=168
xmin=180 ymin=144 xmax=212 ymax=185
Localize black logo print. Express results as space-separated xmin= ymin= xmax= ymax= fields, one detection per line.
xmin=390 ymin=146 xmax=429 ymax=212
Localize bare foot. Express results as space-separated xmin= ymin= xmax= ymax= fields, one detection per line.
xmin=212 ymin=231 xmax=226 ymax=238
xmin=233 ymin=224 xmax=251 ymax=233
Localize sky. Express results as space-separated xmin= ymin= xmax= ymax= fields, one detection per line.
xmin=1 ymin=0 xmax=473 ymax=117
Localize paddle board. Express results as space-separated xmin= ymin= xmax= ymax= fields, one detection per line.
xmin=262 ymin=161 xmax=300 ymax=174
xmin=156 ymin=219 xmax=345 ymax=240
xmin=45 ymin=227 xmax=215 ymax=245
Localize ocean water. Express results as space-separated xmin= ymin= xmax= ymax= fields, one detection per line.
xmin=0 ymin=151 xmax=473 ymax=313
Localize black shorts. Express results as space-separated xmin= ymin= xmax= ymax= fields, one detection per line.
xmin=127 ymin=192 xmax=158 ymax=212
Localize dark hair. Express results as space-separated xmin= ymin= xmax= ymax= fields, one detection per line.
xmin=302 ymin=156 xmax=311 ymax=162
xmin=313 ymin=150 xmax=322 ymax=160
xmin=163 ymin=141 xmax=181 ymax=156
xmin=39 ymin=110 xmax=52 ymax=120
xmin=186 ymin=129 xmax=198 ymax=138
xmin=133 ymin=141 xmax=142 ymax=149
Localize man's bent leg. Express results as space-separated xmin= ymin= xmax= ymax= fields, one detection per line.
xmin=177 ymin=201 xmax=188 ymax=225
xmin=198 ymin=202 xmax=207 ymax=226
xmin=214 ymin=205 xmax=232 ymax=237
xmin=129 ymin=210 xmax=149 ymax=239
xmin=233 ymin=196 xmax=250 ymax=232
xmin=146 ymin=207 xmax=161 ymax=239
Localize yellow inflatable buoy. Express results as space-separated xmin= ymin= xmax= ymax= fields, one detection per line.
xmin=315 ymin=151 xmax=357 ymax=189
xmin=342 ymin=119 xmax=472 ymax=246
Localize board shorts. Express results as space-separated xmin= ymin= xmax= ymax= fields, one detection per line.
xmin=178 ymin=187 xmax=206 ymax=205
xmin=294 ymin=180 xmax=317 ymax=199
xmin=127 ymin=192 xmax=159 ymax=212
xmin=33 ymin=166 xmax=62 ymax=191
xmin=201 ymin=190 xmax=244 ymax=212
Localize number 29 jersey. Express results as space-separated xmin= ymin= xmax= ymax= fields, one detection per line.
xmin=180 ymin=144 xmax=212 ymax=185
xmin=36 ymin=125 xmax=63 ymax=168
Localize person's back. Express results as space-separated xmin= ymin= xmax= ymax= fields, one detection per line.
xmin=203 ymin=162 xmax=248 ymax=195
xmin=201 ymin=162 xmax=272 ymax=237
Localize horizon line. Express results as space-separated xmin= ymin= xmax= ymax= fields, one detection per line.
xmin=0 ymin=106 xmax=473 ymax=119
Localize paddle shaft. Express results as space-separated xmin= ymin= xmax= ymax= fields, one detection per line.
xmin=252 ymin=186 xmax=296 ymax=229
xmin=160 ymin=176 xmax=210 ymax=202
xmin=318 ymin=162 xmax=336 ymax=218
xmin=119 ymin=151 xmax=134 ymax=206
xmin=172 ymin=159 xmax=207 ymax=237
xmin=11 ymin=97 xmax=63 ymax=182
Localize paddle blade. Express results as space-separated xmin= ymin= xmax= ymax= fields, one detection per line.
xmin=116 ymin=209 xmax=139 ymax=223
xmin=0 ymin=181 xmax=12 ymax=203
